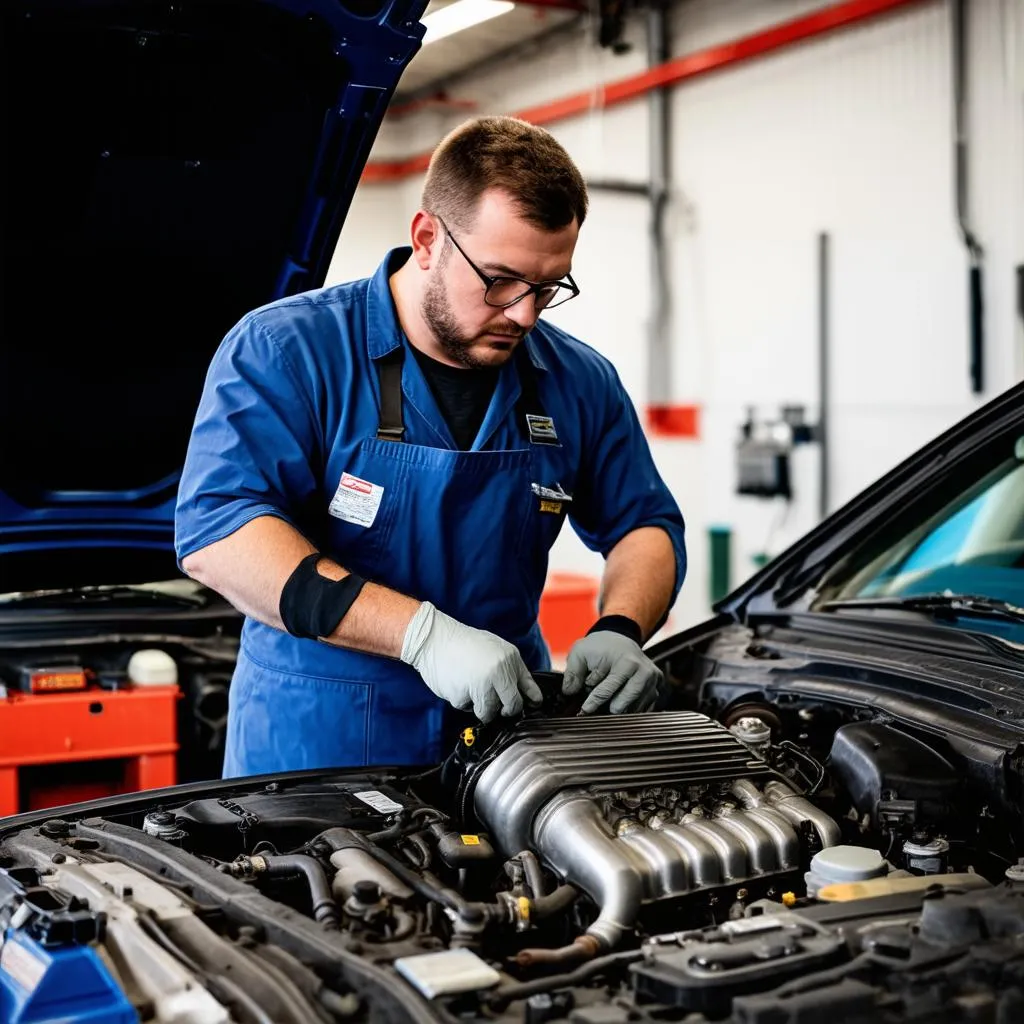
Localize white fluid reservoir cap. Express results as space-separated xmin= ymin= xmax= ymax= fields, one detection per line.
xmin=810 ymin=845 xmax=888 ymax=884
xmin=127 ymin=649 xmax=178 ymax=687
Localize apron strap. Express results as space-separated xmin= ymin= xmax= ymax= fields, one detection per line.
xmin=374 ymin=341 xmax=549 ymax=444
xmin=375 ymin=346 xmax=406 ymax=442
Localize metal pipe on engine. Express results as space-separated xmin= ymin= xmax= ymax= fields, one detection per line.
xmin=532 ymin=793 xmax=644 ymax=951
xmin=760 ymin=780 xmax=842 ymax=849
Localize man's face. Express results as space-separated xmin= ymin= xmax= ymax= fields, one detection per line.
xmin=422 ymin=190 xmax=579 ymax=369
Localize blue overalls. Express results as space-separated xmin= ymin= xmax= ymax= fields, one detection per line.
xmin=174 ymin=249 xmax=687 ymax=776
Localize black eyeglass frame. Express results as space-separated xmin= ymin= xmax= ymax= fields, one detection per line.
xmin=437 ymin=217 xmax=580 ymax=311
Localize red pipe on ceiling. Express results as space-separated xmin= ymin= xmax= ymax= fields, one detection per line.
xmin=387 ymin=93 xmax=479 ymax=119
xmin=511 ymin=0 xmax=587 ymax=10
xmin=363 ymin=0 xmax=931 ymax=183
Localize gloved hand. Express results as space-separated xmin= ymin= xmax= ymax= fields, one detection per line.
xmin=561 ymin=628 xmax=663 ymax=714
xmin=401 ymin=602 xmax=543 ymax=723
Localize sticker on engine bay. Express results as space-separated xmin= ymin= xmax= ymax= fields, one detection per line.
xmin=1 ymin=938 xmax=46 ymax=992
xmin=354 ymin=790 xmax=404 ymax=815
xmin=329 ymin=473 xmax=384 ymax=528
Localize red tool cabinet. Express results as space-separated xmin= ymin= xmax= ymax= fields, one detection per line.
xmin=0 ymin=685 xmax=180 ymax=817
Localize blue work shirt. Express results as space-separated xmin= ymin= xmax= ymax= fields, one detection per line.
xmin=175 ymin=248 xmax=686 ymax=775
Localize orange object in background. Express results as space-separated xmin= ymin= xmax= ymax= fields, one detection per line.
xmin=0 ymin=685 xmax=180 ymax=817
xmin=538 ymin=572 xmax=600 ymax=662
xmin=22 ymin=666 xmax=88 ymax=693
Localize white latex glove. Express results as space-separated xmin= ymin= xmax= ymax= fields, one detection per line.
xmin=561 ymin=631 xmax=663 ymax=714
xmin=401 ymin=602 xmax=543 ymax=723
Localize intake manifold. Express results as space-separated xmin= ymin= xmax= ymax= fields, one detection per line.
xmin=474 ymin=713 xmax=840 ymax=950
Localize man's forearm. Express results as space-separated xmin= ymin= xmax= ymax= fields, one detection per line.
xmin=180 ymin=515 xmax=419 ymax=657
xmin=598 ymin=526 xmax=676 ymax=640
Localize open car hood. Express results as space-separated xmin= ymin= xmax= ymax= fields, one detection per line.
xmin=0 ymin=0 xmax=425 ymax=581
xmin=718 ymin=380 xmax=1024 ymax=620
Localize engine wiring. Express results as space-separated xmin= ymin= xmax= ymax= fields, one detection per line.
xmin=776 ymin=738 xmax=828 ymax=796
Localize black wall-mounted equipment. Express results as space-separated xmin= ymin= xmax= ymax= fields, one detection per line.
xmin=736 ymin=406 xmax=819 ymax=500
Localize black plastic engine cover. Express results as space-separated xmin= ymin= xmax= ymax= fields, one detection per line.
xmin=828 ymin=723 xmax=960 ymax=827
xmin=632 ymin=916 xmax=846 ymax=1014
xmin=173 ymin=781 xmax=419 ymax=859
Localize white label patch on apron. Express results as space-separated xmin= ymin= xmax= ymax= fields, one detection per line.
xmin=354 ymin=790 xmax=404 ymax=814
xmin=329 ymin=472 xmax=384 ymax=527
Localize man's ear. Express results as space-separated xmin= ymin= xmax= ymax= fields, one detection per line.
xmin=410 ymin=210 xmax=442 ymax=270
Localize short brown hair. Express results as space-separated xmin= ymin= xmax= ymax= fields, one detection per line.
xmin=422 ymin=116 xmax=588 ymax=233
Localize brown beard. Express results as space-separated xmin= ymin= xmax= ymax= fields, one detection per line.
xmin=421 ymin=254 xmax=524 ymax=369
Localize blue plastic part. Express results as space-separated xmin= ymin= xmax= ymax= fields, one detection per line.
xmin=0 ymin=928 xmax=137 ymax=1023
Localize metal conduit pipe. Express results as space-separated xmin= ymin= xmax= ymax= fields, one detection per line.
xmin=646 ymin=0 xmax=672 ymax=408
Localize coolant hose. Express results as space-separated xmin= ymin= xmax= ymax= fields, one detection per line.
xmin=530 ymin=884 xmax=578 ymax=920
xmin=517 ymin=850 xmax=547 ymax=899
xmin=233 ymin=854 xmax=339 ymax=929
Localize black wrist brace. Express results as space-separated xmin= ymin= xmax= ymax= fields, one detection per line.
xmin=587 ymin=614 xmax=643 ymax=646
xmin=279 ymin=553 xmax=367 ymax=640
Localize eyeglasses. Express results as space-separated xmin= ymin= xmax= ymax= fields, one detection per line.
xmin=437 ymin=217 xmax=579 ymax=311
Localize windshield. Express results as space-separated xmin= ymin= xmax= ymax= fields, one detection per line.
xmin=815 ymin=432 xmax=1024 ymax=610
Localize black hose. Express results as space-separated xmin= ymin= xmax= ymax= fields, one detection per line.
xmin=517 ymin=850 xmax=547 ymax=899
xmin=530 ymin=884 xmax=578 ymax=920
xmin=401 ymin=832 xmax=433 ymax=870
xmin=422 ymin=869 xmax=478 ymax=920
xmin=411 ymin=807 xmax=446 ymax=823
xmin=487 ymin=949 xmax=644 ymax=1006
xmin=366 ymin=813 xmax=412 ymax=844
xmin=243 ymin=854 xmax=339 ymax=930
xmin=368 ymin=807 xmax=446 ymax=843
xmin=768 ymin=952 xmax=875 ymax=998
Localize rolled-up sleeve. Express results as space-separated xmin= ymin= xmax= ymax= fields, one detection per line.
xmin=568 ymin=360 xmax=687 ymax=604
xmin=174 ymin=314 xmax=320 ymax=567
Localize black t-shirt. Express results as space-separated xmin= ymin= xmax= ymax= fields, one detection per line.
xmin=411 ymin=346 xmax=500 ymax=451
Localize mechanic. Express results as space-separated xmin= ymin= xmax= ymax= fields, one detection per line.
xmin=174 ymin=116 xmax=687 ymax=777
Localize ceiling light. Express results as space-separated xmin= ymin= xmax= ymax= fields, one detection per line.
xmin=422 ymin=0 xmax=516 ymax=45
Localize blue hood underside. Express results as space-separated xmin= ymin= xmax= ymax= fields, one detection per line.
xmin=0 ymin=0 xmax=425 ymax=582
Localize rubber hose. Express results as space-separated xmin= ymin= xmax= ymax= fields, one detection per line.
xmin=530 ymin=884 xmax=578 ymax=920
xmin=518 ymin=850 xmax=547 ymax=899
xmin=488 ymin=949 xmax=644 ymax=1006
xmin=260 ymin=855 xmax=339 ymax=929
xmin=514 ymin=934 xmax=603 ymax=968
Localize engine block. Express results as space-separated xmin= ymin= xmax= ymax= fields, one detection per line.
xmin=474 ymin=712 xmax=840 ymax=947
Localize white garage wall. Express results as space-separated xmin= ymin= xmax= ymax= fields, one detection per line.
xmin=329 ymin=0 xmax=1024 ymax=636
xmin=668 ymin=0 xmax=1023 ymax=615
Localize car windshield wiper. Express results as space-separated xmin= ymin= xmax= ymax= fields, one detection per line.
xmin=820 ymin=593 xmax=1024 ymax=625
xmin=0 ymin=585 xmax=207 ymax=609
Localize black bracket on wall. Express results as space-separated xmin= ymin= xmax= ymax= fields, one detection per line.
xmin=1017 ymin=264 xmax=1024 ymax=331
xmin=952 ymin=0 xmax=985 ymax=394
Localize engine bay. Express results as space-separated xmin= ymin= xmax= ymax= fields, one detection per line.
xmin=2 ymin=657 xmax=1023 ymax=1022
